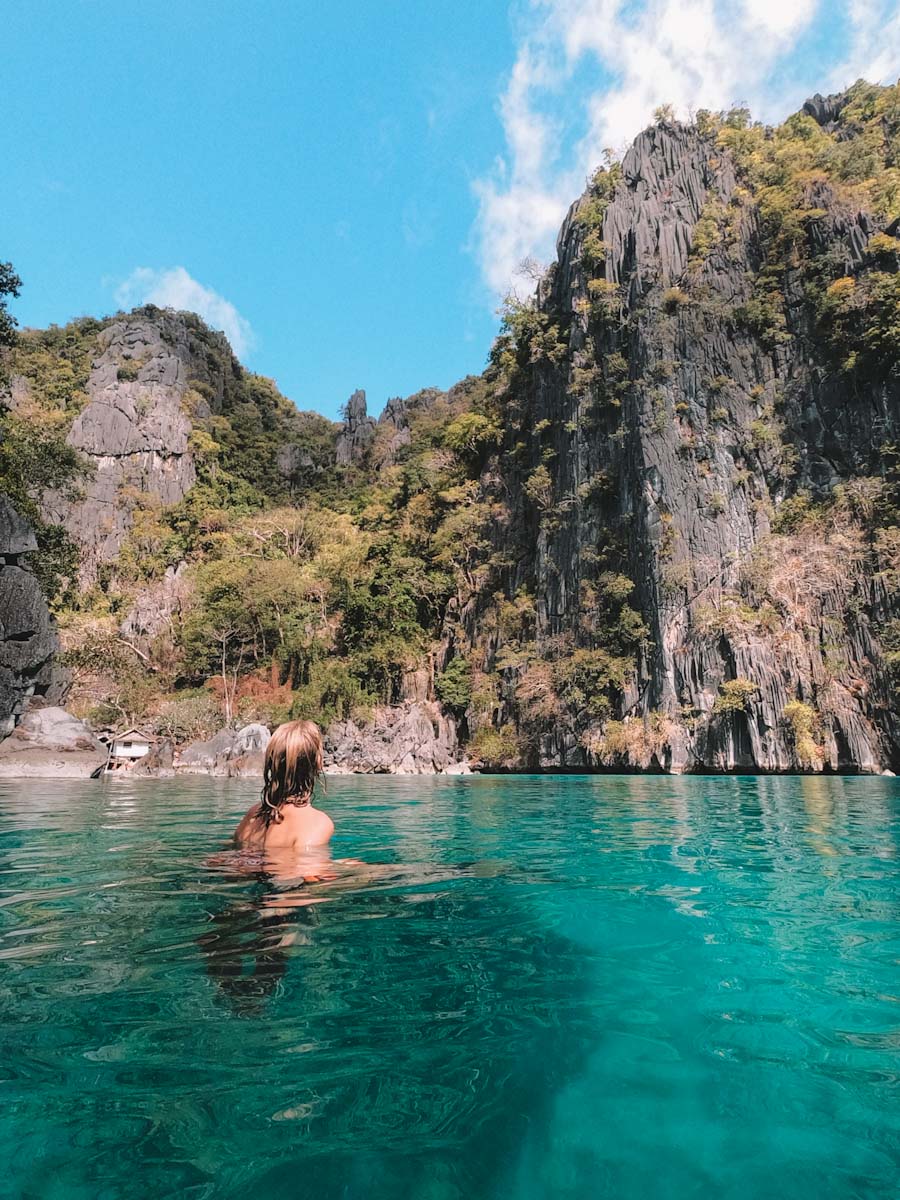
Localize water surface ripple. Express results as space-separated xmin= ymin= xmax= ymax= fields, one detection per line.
xmin=1 ymin=774 xmax=899 ymax=1198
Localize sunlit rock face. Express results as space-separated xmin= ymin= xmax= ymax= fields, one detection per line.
xmin=16 ymin=308 xmax=333 ymax=587
xmin=324 ymin=701 xmax=463 ymax=774
xmin=40 ymin=315 xmax=202 ymax=584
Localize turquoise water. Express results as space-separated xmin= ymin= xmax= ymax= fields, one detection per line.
xmin=1 ymin=774 xmax=899 ymax=1198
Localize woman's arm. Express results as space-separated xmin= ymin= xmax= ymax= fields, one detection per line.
xmin=234 ymin=804 xmax=263 ymax=846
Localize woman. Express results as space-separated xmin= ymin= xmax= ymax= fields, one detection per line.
xmin=234 ymin=719 xmax=334 ymax=854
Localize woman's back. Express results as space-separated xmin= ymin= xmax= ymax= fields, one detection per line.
xmin=235 ymin=801 xmax=334 ymax=851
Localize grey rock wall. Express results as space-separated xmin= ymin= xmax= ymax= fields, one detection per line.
xmin=0 ymin=498 xmax=60 ymax=735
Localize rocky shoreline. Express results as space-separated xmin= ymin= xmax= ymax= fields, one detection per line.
xmin=0 ymin=701 xmax=473 ymax=779
xmin=1 ymin=701 xmax=896 ymax=780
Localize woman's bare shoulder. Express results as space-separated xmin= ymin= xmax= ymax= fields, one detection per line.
xmin=296 ymin=805 xmax=334 ymax=845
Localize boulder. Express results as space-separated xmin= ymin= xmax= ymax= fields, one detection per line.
xmin=175 ymin=723 xmax=270 ymax=777
xmin=324 ymin=701 xmax=466 ymax=774
xmin=231 ymin=723 xmax=271 ymax=756
xmin=226 ymin=723 xmax=271 ymax=778
xmin=175 ymin=729 xmax=237 ymax=773
xmin=0 ymin=705 xmax=105 ymax=777
xmin=132 ymin=739 xmax=175 ymax=778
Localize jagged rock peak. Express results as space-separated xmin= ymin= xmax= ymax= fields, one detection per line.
xmin=803 ymin=89 xmax=851 ymax=129
xmin=380 ymin=394 xmax=408 ymax=427
xmin=343 ymin=387 xmax=369 ymax=422
xmin=335 ymin=388 xmax=376 ymax=465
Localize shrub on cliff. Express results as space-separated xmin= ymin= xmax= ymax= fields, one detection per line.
xmin=468 ymin=724 xmax=522 ymax=770
xmin=713 ymin=678 xmax=758 ymax=714
xmin=0 ymin=260 xmax=21 ymax=353
xmin=783 ymin=700 xmax=823 ymax=770
xmin=586 ymin=712 xmax=678 ymax=768
xmin=0 ymin=408 xmax=85 ymax=604
xmin=435 ymin=657 xmax=472 ymax=716
xmin=153 ymin=692 xmax=223 ymax=743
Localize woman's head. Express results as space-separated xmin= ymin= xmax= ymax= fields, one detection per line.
xmin=260 ymin=719 xmax=324 ymax=824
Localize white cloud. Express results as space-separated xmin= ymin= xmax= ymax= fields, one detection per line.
xmin=114 ymin=266 xmax=255 ymax=359
xmin=474 ymin=0 xmax=899 ymax=297
xmin=830 ymin=0 xmax=900 ymax=88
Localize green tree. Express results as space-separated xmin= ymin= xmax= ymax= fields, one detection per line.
xmin=0 ymin=409 xmax=86 ymax=603
xmin=0 ymin=260 xmax=22 ymax=352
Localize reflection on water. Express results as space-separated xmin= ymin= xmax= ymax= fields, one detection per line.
xmin=1 ymin=773 xmax=899 ymax=1198
xmin=199 ymin=895 xmax=317 ymax=1015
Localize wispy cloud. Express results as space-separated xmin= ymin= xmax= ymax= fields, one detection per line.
xmin=474 ymin=0 xmax=899 ymax=297
xmin=401 ymin=199 xmax=436 ymax=250
xmin=831 ymin=0 xmax=900 ymax=87
xmin=114 ymin=266 xmax=255 ymax=359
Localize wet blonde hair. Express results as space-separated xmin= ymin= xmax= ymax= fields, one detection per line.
xmin=260 ymin=719 xmax=324 ymax=825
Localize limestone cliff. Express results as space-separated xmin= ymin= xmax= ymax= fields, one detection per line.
xmin=40 ymin=315 xmax=199 ymax=580
xmin=460 ymin=91 xmax=900 ymax=772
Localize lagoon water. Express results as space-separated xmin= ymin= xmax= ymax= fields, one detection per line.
xmin=1 ymin=774 xmax=899 ymax=1198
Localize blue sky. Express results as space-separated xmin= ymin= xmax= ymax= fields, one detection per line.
xmin=4 ymin=1 xmax=898 ymax=419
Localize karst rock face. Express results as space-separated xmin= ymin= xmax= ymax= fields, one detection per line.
xmin=12 ymin=309 xmax=334 ymax=588
xmin=464 ymin=104 xmax=900 ymax=772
